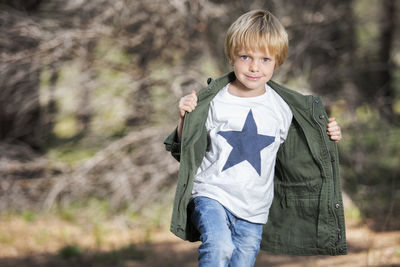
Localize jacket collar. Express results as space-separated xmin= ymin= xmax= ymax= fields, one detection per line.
xmin=198 ymin=72 xmax=311 ymax=110
xmin=197 ymin=72 xmax=236 ymax=102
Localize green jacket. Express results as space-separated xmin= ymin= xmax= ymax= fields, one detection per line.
xmin=164 ymin=72 xmax=347 ymax=256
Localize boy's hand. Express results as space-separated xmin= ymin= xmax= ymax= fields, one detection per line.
xmin=179 ymin=90 xmax=198 ymax=118
xmin=177 ymin=90 xmax=197 ymax=140
xmin=327 ymin=117 xmax=342 ymax=142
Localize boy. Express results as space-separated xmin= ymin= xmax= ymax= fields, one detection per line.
xmin=164 ymin=9 xmax=347 ymax=267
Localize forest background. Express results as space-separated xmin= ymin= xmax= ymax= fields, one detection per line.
xmin=0 ymin=0 xmax=399 ymax=266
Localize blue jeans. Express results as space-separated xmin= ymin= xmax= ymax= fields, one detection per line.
xmin=191 ymin=196 xmax=263 ymax=267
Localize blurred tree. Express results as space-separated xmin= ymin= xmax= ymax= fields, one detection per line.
xmin=0 ymin=5 xmax=43 ymax=149
xmin=0 ymin=0 xmax=42 ymax=11
xmin=0 ymin=0 xmax=398 ymax=230
xmin=352 ymin=0 xmax=399 ymax=123
xmin=377 ymin=0 xmax=396 ymax=122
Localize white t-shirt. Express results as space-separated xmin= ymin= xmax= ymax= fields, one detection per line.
xmin=191 ymin=83 xmax=293 ymax=224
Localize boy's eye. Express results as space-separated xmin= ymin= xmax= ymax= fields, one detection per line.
xmin=240 ymin=55 xmax=249 ymax=60
xmin=262 ymin=58 xmax=270 ymax=62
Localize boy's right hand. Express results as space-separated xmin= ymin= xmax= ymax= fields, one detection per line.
xmin=178 ymin=90 xmax=198 ymax=118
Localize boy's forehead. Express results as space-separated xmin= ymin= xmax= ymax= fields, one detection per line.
xmin=236 ymin=46 xmax=274 ymax=57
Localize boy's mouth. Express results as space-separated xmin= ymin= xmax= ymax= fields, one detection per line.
xmin=245 ymin=75 xmax=261 ymax=80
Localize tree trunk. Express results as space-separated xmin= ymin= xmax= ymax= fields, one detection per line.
xmin=377 ymin=0 xmax=396 ymax=122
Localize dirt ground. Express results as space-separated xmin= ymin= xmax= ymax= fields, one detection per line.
xmin=0 ymin=216 xmax=399 ymax=267
xmin=117 ymin=224 xmax=400 ymax=267
xmin=128 ymin=224 xmax=400 ymax=267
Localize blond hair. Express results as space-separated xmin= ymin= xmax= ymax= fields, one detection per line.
xmin=224 ymin=10 xmax=288 ymax=68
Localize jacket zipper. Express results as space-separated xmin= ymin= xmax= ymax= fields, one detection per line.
xmin=312 ymin=97 xmax=341 ymax=246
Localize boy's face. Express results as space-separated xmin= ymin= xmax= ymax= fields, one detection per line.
xmin=229 ymin=48 xmax=276 ymax=97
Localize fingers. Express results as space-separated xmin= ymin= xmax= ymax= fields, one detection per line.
xmin=328 ymin=132 xmax=342 ymax=141
xmin=179 ymin=90 xmax=198 ymax=118
xmin=326 ymin=117 xmax=342 ymax=142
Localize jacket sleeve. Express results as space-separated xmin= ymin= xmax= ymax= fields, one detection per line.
xmin=164 ymin=126 xmax=181 ymax=162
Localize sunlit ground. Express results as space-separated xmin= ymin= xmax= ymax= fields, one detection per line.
xmin=0 ymin=197 xmax=399 ymax=267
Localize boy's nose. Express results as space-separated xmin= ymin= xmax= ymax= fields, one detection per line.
xmin=249 ymin=61 xmax=258 ymax=72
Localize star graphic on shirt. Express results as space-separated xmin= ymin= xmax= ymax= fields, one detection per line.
xmin=217 ymin=109 xmax=275 ymax=176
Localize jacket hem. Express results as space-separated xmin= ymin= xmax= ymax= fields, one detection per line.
xmin=261 ymin=244 xmax=348 ymax=256
xmin=170 ymin=225 xmax=199 ymax=243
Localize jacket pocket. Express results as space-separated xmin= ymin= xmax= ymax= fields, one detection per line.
xmin=277 ymin=180 xmax=321 ymax=217
xmin=271 ymin=181 xmax=321 ymax=247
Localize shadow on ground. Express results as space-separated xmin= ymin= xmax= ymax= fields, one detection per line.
xmin=1 ymin=230 xmax=399 ymax=267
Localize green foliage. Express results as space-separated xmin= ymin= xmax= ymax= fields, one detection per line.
xmin=39 ymin=66 xmax=52 ymax=97
xmin=93 ymin=222 xmax=106 ymax=247
xmin=56 ymin=203 xmax=79 ymax=223
xmin=354 ymin=0 xmax=381 ymax=57
xmin=22 ymin=211 xmax=36 ymax=222
xmin=92 ymin=244 xmax=146 ymax=264
xmin=55 ymin=198 xmax=111 ymax=223
xmin=47 ymin=142 xmax=98 ymax=166
xmin=345 ymin=206 xmax=362 ymax=223
xmin=53 ymin=115 xmax=80 ymax=139
xmin=48 ymin=198 xmax=149 ymax=263
xmin=40 ymin=39 xmax=134 ymax=162
xmin=91 ymin=67 xmax=131 ymax=136
xmin=58 ymin=243 xmax=146 ymax=264
xmin=150 ymin=84 xmax=176 ymax=123
xmin=94 ymin=39 xmax=131 ymax=67
xmin=337 ymin=103 xmax=400 ymax=230
xmin=18 ymin=0 xmax=400 ymax=233
xmin=58 ymin=244 xmax=84 ymax=259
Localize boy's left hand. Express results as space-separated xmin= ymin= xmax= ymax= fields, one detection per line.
xmin=327 ymin=117 xmax=342 ymax=142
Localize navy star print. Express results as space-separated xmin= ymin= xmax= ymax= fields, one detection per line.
xmin=217 ymin=109 xmax=275 ymax=176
